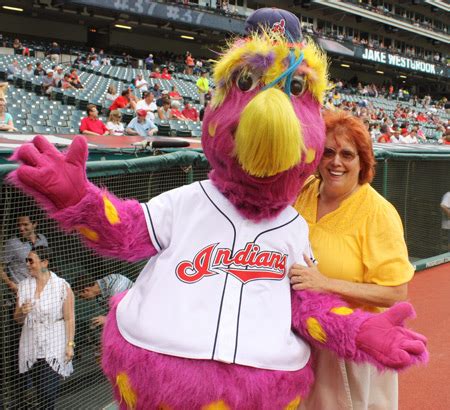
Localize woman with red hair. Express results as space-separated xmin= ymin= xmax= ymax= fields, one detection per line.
xmin=290 ymin=109 xmax=414 ymax=410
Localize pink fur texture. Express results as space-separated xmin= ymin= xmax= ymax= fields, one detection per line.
xmin=51 ymin=185 xmax=157 ymax=262
xmin=103 ymin=292 xmax=314 ymax=410
xmin=202 ymin=87 xmax=325 ymax=222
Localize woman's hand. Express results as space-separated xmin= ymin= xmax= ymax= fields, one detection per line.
xmin=65 ymin=345 xmax=74 ymax=363
xmin=289 ymin=253 xmax=331 ymax=292
xmin=91 ymin=315 xmax=106 ymax=327
xmin=21 ymin=301 xmax=33 ymax=315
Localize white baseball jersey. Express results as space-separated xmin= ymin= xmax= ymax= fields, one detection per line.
xmin=116 ymin=180 xmax=312 ymax=371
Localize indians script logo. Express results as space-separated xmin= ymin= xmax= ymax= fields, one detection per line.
xmin=176 ymin=243 xmax=287 ymax=284
xmin=272 ymin=19 xmax=286 ymax=35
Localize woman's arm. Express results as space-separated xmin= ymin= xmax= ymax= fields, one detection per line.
xmin=289 ymin=255 xmax=408 ymax=308
xmin=63 ymin=285 xmax=75 ymax=363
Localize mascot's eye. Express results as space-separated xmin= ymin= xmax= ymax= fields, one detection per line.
xmin=236 ymin=73 xmax=256 ymax=92
xmin=290 ymin=76 xmax=306 ymax=96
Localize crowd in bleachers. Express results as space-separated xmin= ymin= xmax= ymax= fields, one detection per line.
xmin=0 ymin=40 xmax=449 ymax=145
xmin=326 ymin=79 xmax=450 ymax=145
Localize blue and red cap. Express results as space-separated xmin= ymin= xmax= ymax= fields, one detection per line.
xmin=244 ymin=8 xmax=303 ymax=42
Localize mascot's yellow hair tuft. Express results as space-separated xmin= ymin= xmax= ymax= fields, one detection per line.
xmin=212 ymin=31 xmax=328 ymax=107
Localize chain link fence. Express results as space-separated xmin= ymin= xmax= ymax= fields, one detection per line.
xmin=0 ymin=146 xmax=448 ymax=408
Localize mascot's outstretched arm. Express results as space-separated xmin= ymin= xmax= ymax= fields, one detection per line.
xmin=292 ymin=290 xmax=428 ymax=371
xmin=8 ymin=135 xmax=156 ymax=262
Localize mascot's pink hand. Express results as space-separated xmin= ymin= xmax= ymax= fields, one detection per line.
xmin=356 ymin=302 xmax=428 ymax=369
xmin=13 ymin=135 xmax=89 ymax=209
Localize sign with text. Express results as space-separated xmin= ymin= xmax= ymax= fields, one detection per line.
xmin=355 ymin=47 xmax=447 ymax=77
xmin=70 ymin=0 xmax=245 ymax=34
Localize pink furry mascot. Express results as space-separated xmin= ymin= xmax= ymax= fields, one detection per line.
xmin=9 ymin=9 xmax=427 ymax=410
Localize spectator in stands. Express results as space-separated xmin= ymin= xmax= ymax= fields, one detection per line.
xmin=0 ymin=98 xmax=17 ymax=132
xmin=169 ymin=85 xmax=182 ymax=101
xmin=105 ymin=85 xmax=117 ymax=103
xmin=42 ymin=69 xmax=56 ymax=97
xmin=78 ymin=273 xmax=133 ymax=327
xmin=441 ymin=192 xmax=450 ymax=250
xmin=161 ymin=67 xmax=172 ymax=80
xmin=150 ymin=67 xmax=161 ymax=79
xmin=377 ymin=124 xmax=392 ymax=143
xmin=12 ymin=38 xmax=22 ymax=53
xmin=14 ymin=246 xmax=74 ymax=409
xmin=152 ymin=83 xmax=162 ymax=100
xmin=22 ymin=63 xmax=34 ymax=80
xmin=136 ymin=91 xmax=157 ymax=121
xmin=182 ymin=102 xmax=199 ymax=121
xmin=90 ymin=55 xmax=100 ymax=68
xmin=156 ymin=90 xmax=169 ymax=107
xmin=290 ymin=109 xmax=413 ymax=410
xmin=126 ymin=109 xmax=158 ymax=138
xmin=145 ymin=53 xmax=154 ymax=71
xmin=7 ymin=59 xmax=20 ymax=80
xmin=110 ymin=89 xmax=136 ymax=111
xmin=47 ymin=42 xmax=61 ymax=64
xmin=158 ymin=98 xmax=172 ymax=120
xmin=196 ymin=71 xmax=209 ymax=105
xmin=61 ymin=73 xmax=76 ymax=90
xmin=199 ymin=100 xmax=210 ymax=121
xmin=53 ymin=66 xmax=64 ymax=87
xmin=170 ymin=100 xmax=187 ymax=120
xmin=106 ymin=110 xmax=125 ymax=136
xmin=1 ymin=214 xmax=48 ymax=295
xmin=135 ymin=73 xmax=149 ymax=93
xmin=34 ymin=62 xmax=45 ymax=76
xmin=80 ymin=104 xmax=109 ymax=136
xmin=69 ymin=68 xmax=83 ymax=89
xmin=185 ymin=51 xmax=195 ymax=75
xmin=193 ymin=59 xmax=203 ymax=76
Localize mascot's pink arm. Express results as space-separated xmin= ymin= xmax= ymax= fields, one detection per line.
xmin=292 ymin=290 xmax=428 ymax=371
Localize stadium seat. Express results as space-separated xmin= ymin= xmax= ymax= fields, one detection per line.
xmin=32 ymin=125 xmax=56 ymax=134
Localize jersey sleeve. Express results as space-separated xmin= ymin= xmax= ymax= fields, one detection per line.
xmin=362 ymin=201 xmax=414 ymax=286
xmin=141 ymin=190 xmax=175 ymax=252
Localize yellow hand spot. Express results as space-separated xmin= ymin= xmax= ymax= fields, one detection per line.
xmin=305 ymin=148 xmax=316 ymax=164
xmin=306 ymin=317 xmax=327 ymax=343
xmin=208 ymin=122 xmax=217 ymax=138
xmin=103 ymin=195 xmax=121 ymax=225
xmin=202 ymin=400 xmax=230 ymax=410
xmin=331 ymin=306 xmax=354 ymax=316
xmin=116 ymin=372 xmax=137 ymax=410
xmin=285 ymin=396 xmax=301 ymax=410
xmin=77 ymin=226 xmax=99 ymax=242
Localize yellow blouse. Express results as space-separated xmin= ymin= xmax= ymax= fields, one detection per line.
xmin=294 ymin=178 xmax=414 ymax=287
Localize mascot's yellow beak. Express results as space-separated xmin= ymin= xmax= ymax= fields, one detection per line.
xmin=234 ymin=88 xmax=304 ymax=178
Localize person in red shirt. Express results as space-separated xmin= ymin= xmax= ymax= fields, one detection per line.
xmin=170 ymin=101 xmax=187 ymax=120
xmin=150 ymin=68 xmax=161 ymax=79
xmin=416 ymin=112 xmax=427 ymax=122
xmin=80 ymin=104 xmax=109 ymax=136
xmin=161 ymin=67 xmax=172 ymax=80
xmin=169 ymin=85 xmax=182 ymax=101
xmin=110 ymin=90 xmax=136 ymax=111
xmin=181 ymin=102 xmax=199 ymax=121
xmin=377 ymin=124 xmax=392 ymax=143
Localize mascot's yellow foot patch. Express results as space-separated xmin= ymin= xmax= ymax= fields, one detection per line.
xmin=202 ymin=400 xmax=230 ymax=410
xmin=285 ymin=396 xmax=301 ymax=410
xmin=76 ymin=226 xmax=99 ymax=242
xmin=306 ymin=317 xmax=327 ymax=343
xmin=116 ymin=372 xmax=137 ymax=410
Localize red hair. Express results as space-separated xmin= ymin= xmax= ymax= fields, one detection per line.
xmin=322 ymin=109 xmax=376 ymax=184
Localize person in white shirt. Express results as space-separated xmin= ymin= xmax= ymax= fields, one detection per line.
xmin=106 ymin=110 xmax=125 ymax=136
xmin=398 ymin=134 xmax=413 ymax=144
xmin=135 ymin=73 xmax=149 ymax=93
xmin=53 ymin=66 xmax=64 ymax=87
xmin=14 ymin=246 xmax=74 ymax=409
xmin=22 ymin=63 xmax=34 ymax=79
xmin=135 ymin=91 xmax=157 ymax=121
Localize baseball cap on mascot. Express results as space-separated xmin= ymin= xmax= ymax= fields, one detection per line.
xmin=244 ymin=7 xmax=303 ymax=42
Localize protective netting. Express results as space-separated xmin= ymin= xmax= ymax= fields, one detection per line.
xmin=0 ymin=152 xmax=209 ymax=409
xmin=0 ymin=148 xmax=448 ymax=409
